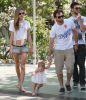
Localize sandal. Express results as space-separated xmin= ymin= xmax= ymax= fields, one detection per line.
xmin=17 ymin=84 xmax=20 ymax=88
xmin=19 ymin=85 xmax=26 ymax=92
xmin=17 ymin=80 xmax=20 ymax=88
xmin=32 ymin=93 xmax=35 ymax=96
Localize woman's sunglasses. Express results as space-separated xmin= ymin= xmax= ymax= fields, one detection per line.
xmin=19 ymin=12 xmax=24 ymax=15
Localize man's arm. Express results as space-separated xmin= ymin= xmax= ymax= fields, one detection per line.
xmin=48 ymin=37 xmax=54 ymax=62
xmin=77 ymin=13 xmax=86 ymax=33
xmin=72 ymin=27 xmax=78 ymax=52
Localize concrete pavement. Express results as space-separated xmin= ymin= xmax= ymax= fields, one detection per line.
xmin=0 ymin=63 xmax=86 ymax=100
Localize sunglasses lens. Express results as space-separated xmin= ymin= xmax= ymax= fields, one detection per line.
xmin=75 ymin=7 xmax=81 ymax=10
xmin=19 ymin=12 xmax=24 ymax=15
xmin=58 ymin=15 xmax=64 ymax=19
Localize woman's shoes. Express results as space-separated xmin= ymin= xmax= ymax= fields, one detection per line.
xmin=19 ymin=85 xmax=26 ymax=92
xmin=17 ymin=84 xmax=20 ymax=88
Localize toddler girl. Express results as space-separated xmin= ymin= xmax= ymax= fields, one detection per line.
xmin=31 ymin=61 xmax=51 ymax=96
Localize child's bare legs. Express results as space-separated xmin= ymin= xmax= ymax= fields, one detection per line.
xmin=37 ymin=84 xmax=43 ymax=91
xmin=32 ymin=82 xmax=37 ymax=95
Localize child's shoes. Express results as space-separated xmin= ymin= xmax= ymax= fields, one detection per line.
xmin=32 ymin=93 xmax=35 ymax=96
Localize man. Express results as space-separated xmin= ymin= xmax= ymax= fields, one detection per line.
xmin=57 ymin=5 xmax=63 ymax=11
xmin=48 ymin=10 xmax=78 ymax=94
xmin=53 ymin=5 xmax=63 ymax=24
xmin=69 ymin=2 xmax=86 ymax=89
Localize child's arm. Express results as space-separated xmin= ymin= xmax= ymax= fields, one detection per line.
xmin=45 ymin=62 xmax=51 ymax=69
xmin=31 ymin=68 xmax=39 ymax=76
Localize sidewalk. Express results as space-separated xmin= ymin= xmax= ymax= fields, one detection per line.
xmin=0 ymin=63 xmax=86 ymax=100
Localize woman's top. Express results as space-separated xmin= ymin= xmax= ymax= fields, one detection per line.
xmin=9 ymin=19 xmax=30 ymax=45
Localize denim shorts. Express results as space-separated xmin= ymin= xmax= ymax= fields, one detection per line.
xmin=11 ymin=44 xmax=28 ymax=54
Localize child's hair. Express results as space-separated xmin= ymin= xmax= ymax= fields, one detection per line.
xmin=38 ymin=62 xmax=45 ymax=68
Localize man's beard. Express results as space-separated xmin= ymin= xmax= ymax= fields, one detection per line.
xmin=57 ymin=20 xmax=64 ymax=24
xmin=74 ymin=11 xmax=79 ymax=15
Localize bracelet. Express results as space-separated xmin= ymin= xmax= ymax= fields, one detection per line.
xmin=48 ymin=55 xmax=51 ymax=56
xmin=75 ymin=43 xmax=78 ymax=44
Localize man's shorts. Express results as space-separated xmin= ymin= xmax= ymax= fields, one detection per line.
xmin=11 ymin=44 xmax=28 ymax=54
xmin=54 ymin=48 xmax=74 ymax=75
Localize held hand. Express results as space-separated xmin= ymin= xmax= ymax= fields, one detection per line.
xmin=77 ymin=13 xmax=81 ymax=21
xmin=48 ymin=56 xmax=52 ymax=63
xmin=74 ymin=45 xmax=78 ymax=52
xmin=30 ymin=48 xmax=33 ymax=55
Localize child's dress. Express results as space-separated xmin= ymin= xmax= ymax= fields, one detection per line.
xmin=31 ymin=69 xmax=47 ymax=84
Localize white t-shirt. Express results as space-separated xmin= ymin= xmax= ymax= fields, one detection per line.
xmin=69 ymin=16 xmax=86 ymax=45
xmin=50 ymin=19 xmax=75 ymax=50
xmin=9 ymin=20 xmax=30 ymax=40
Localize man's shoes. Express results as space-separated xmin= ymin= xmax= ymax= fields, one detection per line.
xmin=80 ymin=84 xmax=86 ymax=90
xmin=73 ymin=82 xmax=78 ymax=88
xmin=65 ymin=84 xmax=72 ymax=93
xmin=59 ymin=88 xmax=65 ymax=95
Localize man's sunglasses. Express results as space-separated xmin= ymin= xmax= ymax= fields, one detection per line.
xmin=75 ymin=7 xmax=81 ymax=10
xmin=19 ymin=12 xmax=24 ymax=15
xmin=56 ymin=15 xmax=64 ymax=19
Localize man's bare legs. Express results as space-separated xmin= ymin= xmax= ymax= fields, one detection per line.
xmin=66 ymin=72 xmax=72 ymax=85
xmin=57 ymin=74 xmax=64 ymax=88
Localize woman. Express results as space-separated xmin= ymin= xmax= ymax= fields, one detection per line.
xmin=9 ymin=7 xmax=33 ymax=92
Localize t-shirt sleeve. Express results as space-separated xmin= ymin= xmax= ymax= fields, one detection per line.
xmin=27 ymin=21 xmax=31 ymax=30
xmin=69 ymin=20 xmax=75 ymax=29
xmin=50 ymin=26 xmax=56 ymax=38
xmin=83 ymin=17 xmax=86 ymax=25
xmin=9 ymin=21 xmax=14 ymax=32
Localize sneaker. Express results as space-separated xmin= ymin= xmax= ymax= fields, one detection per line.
xmin=73 ymin=82 xmax=78 ymax=88
xmin=80 ymin=84 xmax=86 ymax=90
xmin=65 ymin=84 xmax=72 ymax=93
xmin=59 ymin=88 xmax=65 ymax=95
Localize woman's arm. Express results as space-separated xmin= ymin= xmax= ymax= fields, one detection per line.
xmin=27 ymin=28 xmax=33 ymax=55
xmin=9 ymin=31 xmax=14 ymax=55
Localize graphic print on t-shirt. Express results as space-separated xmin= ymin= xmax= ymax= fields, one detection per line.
xmin=58 ymin=28 xmax=71 ymax=39
xmin=73 ymin=18 xmax=84 ymax=40
xmin=19 ymin=24 xmax=23 ymax=28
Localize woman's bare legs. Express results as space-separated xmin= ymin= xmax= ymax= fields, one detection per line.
xmin=13 ymin=53 xmax=20 ymax=88
xmin=20 ymin=52 xmax=27 ymax=92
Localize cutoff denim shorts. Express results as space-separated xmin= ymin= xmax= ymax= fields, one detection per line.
xmin=11 ymin=44 xmax=28 ymax=54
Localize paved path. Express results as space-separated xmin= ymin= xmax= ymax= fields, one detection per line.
xmin=0 ymin=63 xmax=86 ymax=100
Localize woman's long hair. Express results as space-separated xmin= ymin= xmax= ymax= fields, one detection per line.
xmin=14 ymin=7 xmax=23 ymax=31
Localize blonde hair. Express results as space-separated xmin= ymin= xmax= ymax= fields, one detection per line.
xmin=38 ymin=62 xmax=45 ymax=69
xmin=14 ymin=7 xmax=23 ymax=31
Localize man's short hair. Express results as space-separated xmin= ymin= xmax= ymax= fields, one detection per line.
xmin=53 ymin=10 xmax=63 ymax=18
xmin=70 ymin=2 xmax=79 ymax=8
xmin=57 ymin=5 xmax=62 ymax=9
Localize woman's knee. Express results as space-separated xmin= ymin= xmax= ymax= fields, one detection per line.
xmin=21 ymin=64 xmax=25 ymax=70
